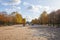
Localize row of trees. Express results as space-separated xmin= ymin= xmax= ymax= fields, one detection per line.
xmin=0 ymin=12 xmax=26 ymax=25
xmin=31 ymin=11 xmax=48 ymax=25
xmin=31 ymin=9 xmax=60 ymax=27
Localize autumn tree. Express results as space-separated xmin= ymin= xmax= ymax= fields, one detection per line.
xmin=15 ymin=12 xmax=23 ymax=24
xmin=0 ymin=11 xmax=26 ymax=25
xmin=47 ymin=9 xmax=60 ymax=27
xmin=48 ymin=11 xmax=57 ymax=26
xmin=55 ymin=9 xmax=60 ymax=27
xmin=38 ymin=11 xmax=48 ymax=24
xmin=31 ymin=18 xmax=39 ymax=24
xmin=0 ymin=12 xmax=8 ymax=25
xmin=11 ymin=12 xmax=26 ymax=24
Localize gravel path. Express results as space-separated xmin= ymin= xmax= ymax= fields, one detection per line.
xmin=0 ymin=25 xmax=60 ymax=40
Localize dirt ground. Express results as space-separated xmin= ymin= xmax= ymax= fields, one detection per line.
xmin=0 ymin=25 xmax=48 ymax=40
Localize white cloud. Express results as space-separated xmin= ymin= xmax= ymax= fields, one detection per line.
xmin=17 ymin=7 xmax=21 ymax=9
xmin=1 ymin=0 xmax=21 ymax=5
xmin=23 ymin=2 xmax=30 ymax=6
xmin=11 ymin=0 xmax=21 ymax=5
xmin=27 ymin=5 xmax=40 ymax=13
xmin=5 ymin=8 xmax=16 ymax=13
xmin=24 ymin=16 xmax=33 ymax=22
xmin=27 ymin=5 xmax=50 ymax=13
xmin=23 ymin=15 xmax=39 ymax=22
xmin=5 ymin=6 xmax=21 ymax=13
xmin=12 ymin=6 xmax=21 ymax=10
xmin=44 ymin=6 xmax=50 ymax=10
xmin=23 ymin=2 xmax=50 ymax=13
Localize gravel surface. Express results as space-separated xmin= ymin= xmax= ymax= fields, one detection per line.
xmin=0 ymin=25 xmax=60 ymax=40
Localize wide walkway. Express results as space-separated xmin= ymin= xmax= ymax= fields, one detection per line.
xmin=0 ymin=25 xmax=60 ymax=40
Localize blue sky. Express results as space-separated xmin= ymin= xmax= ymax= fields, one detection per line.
xmin=0 ymin=0 xmax=60 ymax=21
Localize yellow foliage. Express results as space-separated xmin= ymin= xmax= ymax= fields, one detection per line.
xmin=15 ymin=13 xmax=23 ymax=24
xmin=39 ymin=11 xmax=49 ymax=24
